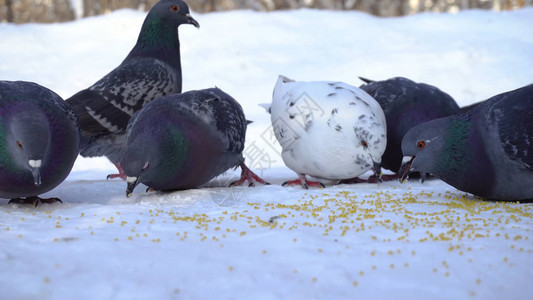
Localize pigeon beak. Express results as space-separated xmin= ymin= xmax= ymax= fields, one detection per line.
xmin=31 ymin=167 xmax=41 ymax=186
xmin=28 ymin=160 xmax=42 ymax=186
xmin=126 ymin=176 xmax=139 ymax=197
xmin=186 ymin=14 xmax=200 ymax=28
xmin=372 ymin=161 xmax=382 ymax=182
xmin=399 ymin=156 xmax=415 ymax=183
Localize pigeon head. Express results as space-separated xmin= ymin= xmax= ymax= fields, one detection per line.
xmin=124 ymin=150 xmax=153 ymax=197
xmin=123 ymin=122 xmax=189 ymax=197
xmin=149 ymin=0 xmax=200 ymax=28
xmin=123 ymin=135 xmax=161 ymax=197
xmin=399 ymin=115 xmax=471 ymax=183
xmin=142 ymin=0 xmax=199 ymax=36
xmin=6 ymin=107 xmax=51 ymax=186
xmin=130 ymin=0 xmax=199 ymax=59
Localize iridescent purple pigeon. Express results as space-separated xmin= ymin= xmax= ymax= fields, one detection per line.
xmin=399 ymin=84 xmax=533 ymax=201
xmin=122 ymin=88 xmax=269 ymax=196
xmin=359 ymin=76 xmax=460 ymax=180
xmin=67 ymin=0 xmax=199 ymax=180
xmin=0 ymin=81 xmax=80 ymax=205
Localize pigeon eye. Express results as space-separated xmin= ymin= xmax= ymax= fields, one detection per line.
xmin=417 ymin=140 xmax=426 ymax=149
xmin=16 ymin=141 xmax=23 ymax=150
xmin=170 ymin=4 xmax=180 ymax=12
xmin=361 ymin=140 xmax=368 ymax=148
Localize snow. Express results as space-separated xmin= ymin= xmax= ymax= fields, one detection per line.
xmin=1 ymin=7 xmax=533 ymax=299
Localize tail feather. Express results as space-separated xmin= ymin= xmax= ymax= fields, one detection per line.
xmin=258 ymin=103 xmax=271 ymax=114
xmin=358 ymin=76 xmax=374 ymax=84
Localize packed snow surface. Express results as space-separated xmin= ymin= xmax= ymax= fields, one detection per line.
xmin=0 ymin=7 xmax=532 ymax=299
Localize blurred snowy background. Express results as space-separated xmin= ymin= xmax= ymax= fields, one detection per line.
xmin=1 ymin=0 xmax=531 ymax=23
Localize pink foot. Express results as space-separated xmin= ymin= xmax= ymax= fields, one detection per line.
xmin=282 ymin=174 xmax=325 ymax=189
xmin=106 ymin=163 xmax=126 ymax=180
xmin=230 ymin=163 xmax=270 ymax=187
xmin=380 ymin=173 xmax=398 ymax=182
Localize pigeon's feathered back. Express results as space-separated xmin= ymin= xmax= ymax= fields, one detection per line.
xmin=122 ymin=88 xmax=259 ymax=194
xmin=67 ymin=0 xmax=199 ymax=168
xmin=0 ymin=81 xmax=80 ymax=200
xmin=360 ymin=76 xmax=459 ymax=173
xmin=399 ymin=84 xmax=533 ymax=201
xmin=270 ymin=75 xmax=387 ymax=187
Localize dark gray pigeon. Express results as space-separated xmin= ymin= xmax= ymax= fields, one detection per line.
xmin=122 ymin=88 xmax=269 ymax=196
xmin=399 ymin=84 xmax=533 ymax=201
xmin=359 ymin=76 xmax=460 ymax=179
xmin=67 ymin=0 xmax=199 ymax=179
xmin=0 ymin=81 xmax=80 ymax=205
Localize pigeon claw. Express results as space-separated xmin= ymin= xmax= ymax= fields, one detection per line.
xmin=229 ymin=163 xmax=270 ymax=187
xmin=107 ymin=163 xmax=127 ymax=181
xmin=282 ymin=174 xmax=325 ymax=189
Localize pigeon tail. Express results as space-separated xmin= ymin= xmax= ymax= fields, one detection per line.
xmin=358 ymin=76 xmax=374 ymax=84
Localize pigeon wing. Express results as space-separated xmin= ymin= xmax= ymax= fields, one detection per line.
xmin=68 ymin=58 xmax=178 ymax=136
xmin=197 ymin=89 xmax=247 ymax=153
xmin=493 ymin=85 xmax=533 ymax=170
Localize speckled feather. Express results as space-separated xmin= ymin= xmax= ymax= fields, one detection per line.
xmin=270 ymin=75 xmax=387 ymax=180
xmin=401 ymin=84 xmax=533 ymax=200
xmin=0 ymin=81 xmax=80 ymax=199
xmin=122 ymin=88 xmax=247 ymax=191
xmin=360 ymin=76 xmax=459 ymax=173
xmin=66 ymin=0 xmax=198 ymax=165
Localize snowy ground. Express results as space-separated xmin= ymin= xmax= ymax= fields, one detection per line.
xmin=1 ymin=7 xmax=533 ymax=299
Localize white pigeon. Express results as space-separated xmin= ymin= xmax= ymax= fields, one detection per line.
xmin=269 ymin=75 xmax=387 ymax=188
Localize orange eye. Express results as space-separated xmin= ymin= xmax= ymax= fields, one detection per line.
xmin=16 ymin=141 xmax=23 ymax=150
xmin=417 ymin=140 xmax=426 ymax=149
xmin=361 ymin=140 xmax=368 ymax=148
xmin=170 ymin=4 xmax=180 ymax=12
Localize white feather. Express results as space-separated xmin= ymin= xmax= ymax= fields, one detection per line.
xmin=28 ymin=159 xmax=42 ymax=168
xmin=270 ymin=76 xmax=387 ymax=180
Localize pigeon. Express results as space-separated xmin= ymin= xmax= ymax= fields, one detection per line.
xmin=0 ymin=81 xmax=80 ymax=205
xmin=359 ymin=76 xmax=460 ymax=180
xmin=270 ymin=75 xmax=387 ymax=189
xmin=122 ymin=88 xmax=269 ymax=196
xmin=67 ymin=0 xmax=199 ymax=179
xmin=399 ymin=84 xmax=533 ymax=201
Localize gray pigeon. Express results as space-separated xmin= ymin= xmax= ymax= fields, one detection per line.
xmin=0 ymin=81 xmax=80 ymax=205
xmin=122 ymin=88 xmax=269 ymax=196
xmin=360 ymin=77 xmax=460 ymax=180
xmin=67 ymin=0 xmax=199 ymax=179
xmin=399 ymin=84 xmax=533 ymax=201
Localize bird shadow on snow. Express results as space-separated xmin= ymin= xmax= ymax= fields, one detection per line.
xmin=0 ymin=167 xmax=273 ymax=209
xmin=3 ymin=168 xmax=523 ymax=209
